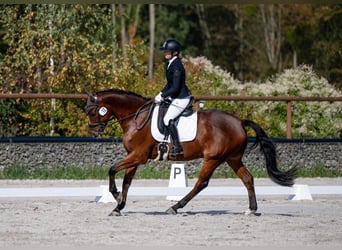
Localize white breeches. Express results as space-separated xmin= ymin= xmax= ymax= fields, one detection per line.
xmin=163 ymin=97 xmax=191 ymax=126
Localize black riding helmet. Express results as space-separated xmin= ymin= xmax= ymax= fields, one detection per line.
xmin=159 ymin=39 xmax=182 ymax=53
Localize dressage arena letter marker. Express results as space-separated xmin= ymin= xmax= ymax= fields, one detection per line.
xmin=95 ymin=185 xmax=116 ymax=203
xmin=167 ymin=163 xmax=188 ymax=201
xmin=288 ymin=184 xmax=313 ymax=200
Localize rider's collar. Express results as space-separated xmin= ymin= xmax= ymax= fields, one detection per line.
xmin=167 ymin=56 xmax=178 ymax=69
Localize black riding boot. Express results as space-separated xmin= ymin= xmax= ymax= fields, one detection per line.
xmin=168 ymin=120 xmax=183 ymax=157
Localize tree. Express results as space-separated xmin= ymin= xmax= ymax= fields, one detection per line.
xmin=117 ymin=4 xmax=141 ymax=56
xmin=148 ymin=4 xmax=155 ymax=80
xmin=282 ymin=4 xmax=315 ymax=68
xmin=312 ymin=5 xmax=342 ymax=89
xmin=231 ymin=4 xmax=245 ymax=80
xmin=192 ymin=4 xmax=211 ymax=51
xmin=0 ymin=5 xmax=116 ymax=136
xmin=259 ymin=4 xmax=282 ymax=73
xmin=281 ymin=4 xmax=342 ymax=88
xmin=111 ymin=4 xmax=117 ymax=75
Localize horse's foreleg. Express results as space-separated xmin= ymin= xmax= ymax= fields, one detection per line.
xmin=107 ymin=153 xmax=144 ymax=216
xmin=167 ymin=159 xmax=220 ymax=215
xmin=229 ymin=159 xmax=258 ymax=214
xmin=109 ymin=166 xmax=138 ymax=216
xmin=108 ymin=163 xmax=120 ymax=201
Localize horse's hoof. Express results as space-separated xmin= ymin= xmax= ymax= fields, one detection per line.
xmin=166 ymin=207 xmax=177 ymax=215
xmin=244 ymin=209 xmax=261 ymax=216
xmin=244 ymin=209 xmax=256 ymax=215
xmin=109 ymin=209 xmax=122 ymax=216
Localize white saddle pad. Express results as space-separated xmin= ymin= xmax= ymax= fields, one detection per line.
xmin=151 ymin=105 xmax=197 ymax=142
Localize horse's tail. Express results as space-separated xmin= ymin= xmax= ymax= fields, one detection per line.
xmin=243 ymin=120 xmax=297 ymax=187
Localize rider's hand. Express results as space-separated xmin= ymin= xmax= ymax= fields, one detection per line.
xmin=154 ymin=92 xmax=163 ymax=103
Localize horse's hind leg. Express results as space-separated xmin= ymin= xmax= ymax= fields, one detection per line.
xmin=227 ymin=158 xmax=258 ymax=214
xmin=167 ymin=159 xmax=221 ymax=215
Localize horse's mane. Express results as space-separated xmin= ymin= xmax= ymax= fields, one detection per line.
xmin=96 ymin=88 xmax=151 ymax=101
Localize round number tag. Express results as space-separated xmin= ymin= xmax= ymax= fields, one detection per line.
xmin=98 ymin=107 xmax=108 ymax=116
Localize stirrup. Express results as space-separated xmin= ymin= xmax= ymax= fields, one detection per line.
xmin=170 ymin=146 xmax=183 ymax=157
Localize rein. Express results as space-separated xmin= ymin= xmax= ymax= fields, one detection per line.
xmin=134 ymin=99 xmax=155 ymax=130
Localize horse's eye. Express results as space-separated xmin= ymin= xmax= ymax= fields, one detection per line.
xmin=86 ymin=107 xmax=96 ymax=116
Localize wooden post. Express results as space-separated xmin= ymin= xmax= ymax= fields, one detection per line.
xmin=286 ymin=101 xmax=292 ymax=139
xmin=194 ymin=100 xmax=200 ymax=111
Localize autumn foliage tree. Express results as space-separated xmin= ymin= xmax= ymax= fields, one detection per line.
xmin=0 ymin=5 xmax=149 ymax=136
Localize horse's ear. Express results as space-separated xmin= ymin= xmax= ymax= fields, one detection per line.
xmin=85 ymin=87 xmax=97 ymax=103
xmin=85 ymin=87 xmax=91 ymax=96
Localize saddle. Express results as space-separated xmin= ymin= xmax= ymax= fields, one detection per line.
xmin=157 ymin=96 xmax=194 ymax=135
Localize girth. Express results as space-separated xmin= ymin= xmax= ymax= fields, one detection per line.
xmin=157 ymin=96 xmax=194 ymax=134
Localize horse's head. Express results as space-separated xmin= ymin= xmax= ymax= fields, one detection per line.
xmin=85 ymin=90 xmax=114 ymax=137
xmin=85 ymin=88 xmax=154 ymax=137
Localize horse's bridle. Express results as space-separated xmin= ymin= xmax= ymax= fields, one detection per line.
xmin=86 ymin=94 xmax=111 ymax=132
xmin=86 ymin=94 xmax=155 ymax=134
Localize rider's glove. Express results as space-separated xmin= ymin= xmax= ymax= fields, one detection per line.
xmin=154 ymin=92 xmax=163 ymax=103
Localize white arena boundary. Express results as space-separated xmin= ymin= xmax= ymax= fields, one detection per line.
xmin=1 ymin=185 xmax=342 ymax=201
xmin=1 ymin=165 xmax=341 ymax=202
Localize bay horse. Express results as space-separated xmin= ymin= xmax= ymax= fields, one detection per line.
xmin=85 ymin=89 xmax=297 ymax=216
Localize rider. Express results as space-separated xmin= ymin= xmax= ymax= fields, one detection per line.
xmin=154 ymin=39 xmax=191 ymax=157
